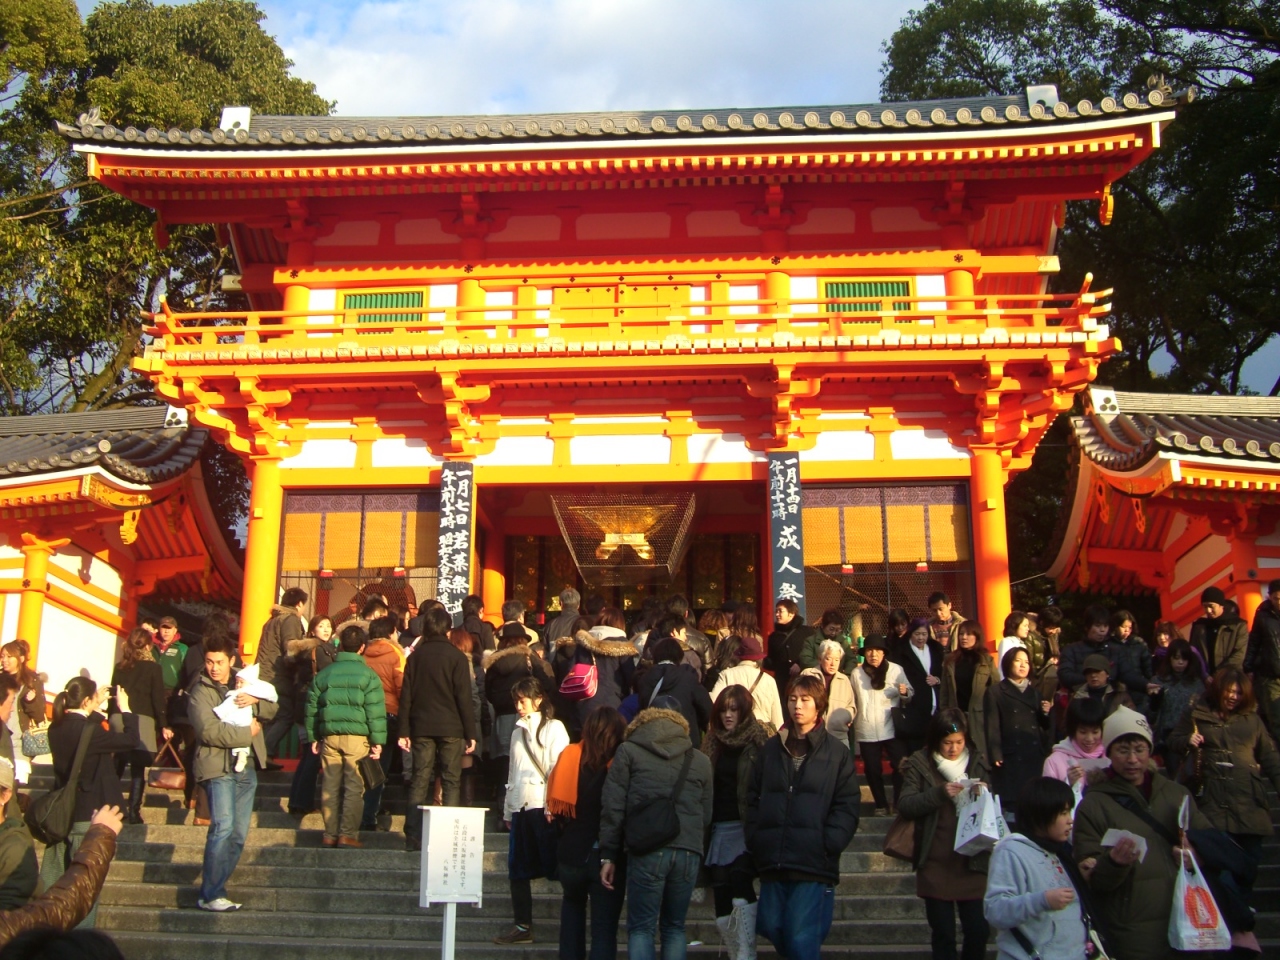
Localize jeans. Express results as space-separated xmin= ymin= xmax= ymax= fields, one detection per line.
xmin=559 ymin=860 xmax=626 ymax=960
xmin=922 ymin=897 xmax=988 ymax=960
xmin=405 ymin=736 xmax=464 ymax=842
xmin=201 ymin=766 xmax=258 ymax=902
xmin=39 ymin=820 xmax=96 ymax=928
xmin=757 ymin=880 xmax=834 ymax=960
xmin=320 ymin=734 xmax=369 ymax=840
xmin=625 ymin=847 xmax=700 ymax=960
xmin=361 ymin=715 xmax=397 ymax=828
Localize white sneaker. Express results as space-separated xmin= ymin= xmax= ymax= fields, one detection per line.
xmin=197 ymin=898 xmax=242 ymax=912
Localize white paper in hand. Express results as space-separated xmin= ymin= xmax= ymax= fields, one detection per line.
xmin=1100 ymin=828 xmax=1148 ymax=863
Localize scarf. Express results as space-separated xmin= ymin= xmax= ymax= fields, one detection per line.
xmin=933 ymin=748 xmax=971 ymax=810
xmin=1010 ymin=678 xmax=1030 ymax=692
xmin=545 ymin=742 xmax=582 ymax=818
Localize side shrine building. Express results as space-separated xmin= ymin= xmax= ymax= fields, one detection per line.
xmin=47 ymin=83 xmax=1187 ymax=655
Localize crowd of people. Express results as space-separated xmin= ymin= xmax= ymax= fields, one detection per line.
xmin=0 ymin=575 xmax=1275 ymax=960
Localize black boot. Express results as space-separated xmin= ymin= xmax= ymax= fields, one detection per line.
xmin=127 ymin=776 xmax=146 ymax=824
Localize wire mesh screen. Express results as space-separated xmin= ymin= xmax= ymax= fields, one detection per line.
xmin=549 ymin=490 xmax=697 ymax=588
xmin=279 ymin=489 xmax=439 ymax=624
xmin=801 ymin=484 xmax=976 ymax=637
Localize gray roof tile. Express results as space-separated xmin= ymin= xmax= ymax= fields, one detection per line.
xmin=0 ymin=406 xmax=208 ymax=486
xmin=57 ymin=85 xmax=1189 ymax=152
xmin=1071 ymin=387 xmax=1280 ymax=472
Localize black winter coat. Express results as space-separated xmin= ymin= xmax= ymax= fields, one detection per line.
xmin=765 ymin=622 xmax=819 ymax=679
xmin=399 ymin=635 xmax=477 ymax=741
xmin=889 ymin=638 xmax=945 ymax=741
xmin=1109 ymin=635 xmax=1153 ymax=711
xmin=1246 ymin=600 xmax=1280 ymax=680
xmin=567 ymin=631 xmax=637 ymax=724
xmin=635 ymin=661 xmax=713 ymax=748
xmin=484 ymin=644 xmax=555 ymax=718
xmin=984 ymin=679 xmax=1049 ymax=807
xmin=744 ymin=725 xmax=860 ymax=883
xmin=48 ymin=712 xmax=142 ymax=823
xmin=1057 ymin=639 xmax=1119 ymax=692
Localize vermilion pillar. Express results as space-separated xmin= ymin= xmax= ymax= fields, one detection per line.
xmin=239 ymin=458 xmax=284 ymax=659
xmin=481 ymin=525 xmax=506 ymax=620
xmin=969 ymin=449 xmax=1012 ymax=635
xmin=17 ymin=533 xmax=70 ymax=665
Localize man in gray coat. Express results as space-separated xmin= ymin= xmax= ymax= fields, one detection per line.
xmin=189 ymin=625 xmax=277 ymax=913
xmin=599 ymin=697 xmax=712 ymax=960
xmin=543 ymin=588 xmax=582 ymax=646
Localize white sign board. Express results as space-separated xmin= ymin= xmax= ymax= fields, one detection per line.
xmin=418 ymin=805 xmax=485 ymax=908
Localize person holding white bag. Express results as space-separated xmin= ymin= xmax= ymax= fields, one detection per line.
xmin=897 ymin=707 xmax=992 ymax=960
xmin=1072 ymin=707 xmax=1211 ymax=960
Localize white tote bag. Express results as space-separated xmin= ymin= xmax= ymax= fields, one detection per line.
xmin=954 ymin=788 xmax=1007 ymax=856
xmin=1168 ymin=847 xmax=1231 ymax=952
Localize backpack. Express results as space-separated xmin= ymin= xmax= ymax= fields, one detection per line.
xmin=26 ymin=723 xmax=95 ymax=846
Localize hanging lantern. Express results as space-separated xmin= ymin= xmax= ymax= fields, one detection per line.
xmin=915 ymin=560 xmax=929 ymax=573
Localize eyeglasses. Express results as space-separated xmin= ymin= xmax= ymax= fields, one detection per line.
xmin=1110 ymin=743 xmax=1151 ymax=758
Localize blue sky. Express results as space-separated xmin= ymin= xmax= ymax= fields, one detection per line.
xmin=74 ymin=0 xmax=1280 ymax=393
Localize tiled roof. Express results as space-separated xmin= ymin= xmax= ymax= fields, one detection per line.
xmin=0 ymin=406 xmax=208 ymax=485
xmin=57 ymin=81 xmax=1190 ymax=152
xmin=1071 ymin=386 xmax=1280 ymax=472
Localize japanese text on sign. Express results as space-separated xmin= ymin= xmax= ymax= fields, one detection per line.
xmin=767 ymin=453 xmax=806 ymax=620
xmin=436 ymin=462 xmax=475 ymax=624
xmin=419 ymin=806 xmax=485 ymax=907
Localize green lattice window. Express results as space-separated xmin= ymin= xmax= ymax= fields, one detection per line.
xmin=823 ymin=280 xmax=911 ymax=313
xmin=343 ymin=290 xmax=424 ymax=325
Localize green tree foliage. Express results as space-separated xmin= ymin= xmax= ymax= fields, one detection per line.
xmin=882 ymin=1 xmax=1280 ymax=616
xmin=1 ymin=0 xmax=331 ymax=544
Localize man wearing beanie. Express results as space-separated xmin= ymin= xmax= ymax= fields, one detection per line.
xmin=1072 ymin=706 xmax=1212 ymax=960
xmin=1189 ymin=586 xmax=1248 ymax=674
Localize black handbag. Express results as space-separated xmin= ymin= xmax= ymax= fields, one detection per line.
xmin=624 ymin=750 xmax=693 ymax=856
xmin=25 ymin=723 xmax=95 ymax=845
xmin=358 ymin=754 xmax=387 ymax=791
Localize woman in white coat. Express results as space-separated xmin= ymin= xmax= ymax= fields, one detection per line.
xmin=851 ymin=635 xmax=913 ymax=815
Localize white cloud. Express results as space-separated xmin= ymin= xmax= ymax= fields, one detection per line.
xmin=257 ymin=0 xmax=919 ymax=117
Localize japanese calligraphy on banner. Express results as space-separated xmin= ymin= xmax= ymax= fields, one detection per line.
xmin=437 ymin=461 xmax=475 ymax=624
xmin=419 ymin=806 xmax=485 ymax=907
xmin=767 ymin=452 xmax=806 ymax=621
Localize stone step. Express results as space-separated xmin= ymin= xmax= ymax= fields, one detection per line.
xmin=105 ymin=930 xmax=1001 ymax=960
xmin=107 ymin=841 xmax=914 ymax=875
xmin=98 ymin=881 xmax=931 ymax=920
xmin=94 ymin=905 xmax=979 ymax=944
xmin=104 ymin=860 xmax=927 ymax=896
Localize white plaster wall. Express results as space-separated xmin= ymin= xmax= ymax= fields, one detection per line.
xmin=37 ymin=604 xmax=118 ymax=695
xmin=472 ymin=436 xmax=556 ymax=467
xmin=0 ymin=598 xmax=18 ymax=647
xmin=281 ymin=440 xmax=358 ymax=469
xmin=570 ymin=435 xmax=670 ymax=465
xmin=1172 ymin=534 xmax=1230 ymax=597
xmin=687 ymin=433 xmax=763 ymax=464
xmin=48 ymin=544 xmax=123 ymax=600
xmin=371 ymin=437 xmax=444 ymax=468
xmin=805 ymin=430 xmax=876 ymax=462
xmin=890 ymin=429 xmax=970 ymax=460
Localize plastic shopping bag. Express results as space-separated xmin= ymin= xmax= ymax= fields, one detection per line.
xmin=1169 ymin=847 xmax=1231 ymax=952
xmin=954 ymin=788 xmax=1007 ymax=856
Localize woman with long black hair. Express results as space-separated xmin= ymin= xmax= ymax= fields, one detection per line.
xmin=549 ymin=705 xmax=628 ymax=960
xmin=40 ymin=676 xmax=141 ymax=928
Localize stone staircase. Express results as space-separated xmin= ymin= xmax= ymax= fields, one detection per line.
xmin=26 ymin=768 xmax=1280 ymax=959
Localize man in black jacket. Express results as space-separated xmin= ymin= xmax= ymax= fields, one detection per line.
xmin=635 ymin=638 xmax=712 ymax=748
xmin=1247 ymin=578 xmax=1280 ymax=736
xmin=766 ymin=598 xmax=819 ymax=680
xmin=1056 ymin=605 xmax=1119 ymax=691
xmin=746 ymin=673 xmax=860 ymax=960
xmin=398 ymin=607 xmax=477 ymax=851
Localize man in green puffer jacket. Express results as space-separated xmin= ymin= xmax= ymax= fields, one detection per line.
xmin=304 ymin=625 xmax=387 ymax=847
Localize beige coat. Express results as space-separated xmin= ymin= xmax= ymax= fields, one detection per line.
xmin=800 ymin=667 xmax=855 ymax=745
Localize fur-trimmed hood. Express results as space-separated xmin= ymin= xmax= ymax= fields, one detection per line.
xmin=575 ymin=629 xmax=638 ymax=659
xmin=286 ymin=635 xmax=325 ymax=658
xmin=701 ymin=715 xmax=774 ymax=765
xmin=483 ymin=643 xmax=533 ymax=671
xmin=624 ymin=707 xmax=692 ymax=760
